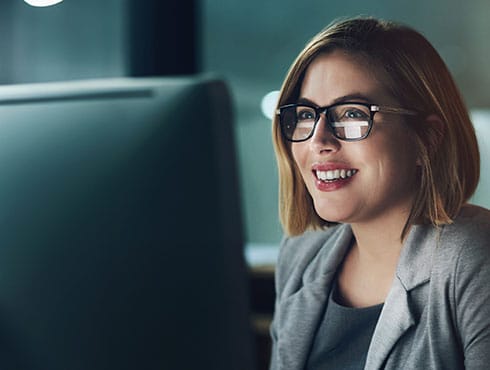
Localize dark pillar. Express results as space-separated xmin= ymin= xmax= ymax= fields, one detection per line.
xmin=128 ymin=0 xmax=199 ymax=76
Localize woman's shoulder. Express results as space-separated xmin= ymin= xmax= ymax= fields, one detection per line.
xmin=435 ymin=205 xmax=490 ymax=347
xmin=278 ymin=227 xmax=338 ymax=261
xmin=275 ymin=224 xmax=351 ymax=291
xmin=441 ymin=204 xmax=490 ymax=249
xmin=434 ymin=204 xmax=490 ymax=276
xmin=455 ymin=203 xmax=490 ymax=225
xmin=278 ymin=225 xmax=347 ymax=264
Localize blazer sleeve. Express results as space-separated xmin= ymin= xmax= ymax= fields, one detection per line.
xmin=269 ymin=235 xmax=291 ymax=370
xmin=452 ymin=217 xmax=490 ymax=368
xmin=269 ymin=234 xmax=313 ymax=369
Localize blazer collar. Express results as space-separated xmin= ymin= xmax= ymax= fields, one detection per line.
xmin=396 ymin=223 xmax=439 ymax=290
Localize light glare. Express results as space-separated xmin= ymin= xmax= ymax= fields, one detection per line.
xmin=261 ymin=90 xmax=280 ymax=120
xmin=24 ymin=0 xmax=63 ymax=7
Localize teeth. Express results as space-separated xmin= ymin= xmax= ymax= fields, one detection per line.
xmin=316 ymin=169 xmax=357 ymax=181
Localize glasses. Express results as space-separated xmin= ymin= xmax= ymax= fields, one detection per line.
xmin=276 ymin=102 xmax=418 ymax=142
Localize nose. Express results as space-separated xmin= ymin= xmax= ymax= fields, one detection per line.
xmin=310 ymin=114 xmax=341 ymax=153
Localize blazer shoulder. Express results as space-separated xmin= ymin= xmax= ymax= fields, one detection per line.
xmin=275 ymin=225 xmax=349 ymax=294
xmin=435 ymin=205 xmax=490 ymax=356
xmin=434 ymin=204 xmax=490 ymax=277
xmin=456 ymin=203 xmax=490 ymax=227
xmin=441 ymin=204 xmax=490 ymax=253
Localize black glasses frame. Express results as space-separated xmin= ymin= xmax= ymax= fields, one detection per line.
xmin=276 ymin=101 xmax=418 ymax=142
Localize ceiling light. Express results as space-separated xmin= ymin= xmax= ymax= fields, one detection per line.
xmin=24 ymin=0 xmax=64 ymax=7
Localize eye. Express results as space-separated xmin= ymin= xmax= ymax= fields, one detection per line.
xmin=329 ymin=104 xmax=370 ymax=122
xmin=296 ymin=107 xmax=316 ymax=121
xmin=343 ymin=108 xmax=368 ymax=119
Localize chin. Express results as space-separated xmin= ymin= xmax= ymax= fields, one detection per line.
xmin=314 ymin=208 xmax=350 ymax=224
xmin=312 ymin=198 xmax=354 ymax=224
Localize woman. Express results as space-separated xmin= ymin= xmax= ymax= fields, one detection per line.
xmin=269 ymin=17 xmax=490 ymax=369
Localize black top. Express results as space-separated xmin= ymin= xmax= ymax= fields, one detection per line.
xmin=306 ymin=282 xmax=383 ymax=370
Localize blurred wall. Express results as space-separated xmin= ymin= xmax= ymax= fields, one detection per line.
xmin=0 ymin=0 xmax=488 ymax=246
xmin=0 ymin=0 xmax=198 ymax=83
xmin=202 ymin=0 xmax=490 ymax=245
xmin=0 ymin=0 xmax=128 ymax=84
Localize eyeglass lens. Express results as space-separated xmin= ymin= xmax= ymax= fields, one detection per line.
xmin=281 ymin=103 xmax=371 ymax=141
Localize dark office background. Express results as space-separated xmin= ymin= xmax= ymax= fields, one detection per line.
xmin=1 ymin=0 xmax=489 ymax=247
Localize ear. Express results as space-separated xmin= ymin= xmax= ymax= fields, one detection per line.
xmin=416 ymin=114 xmax=445 ymax=166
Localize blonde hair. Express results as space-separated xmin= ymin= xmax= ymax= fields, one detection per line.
xmin=273 ymin=17 xmax=480 ymax=236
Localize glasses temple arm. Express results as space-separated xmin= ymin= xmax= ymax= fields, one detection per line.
xmin=376 ymin=106 xmax=419 ymax=116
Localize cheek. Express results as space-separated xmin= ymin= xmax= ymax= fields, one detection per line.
xmin=291 ymin=143 xmax=307 ymax=171
xmin=366 ymin=127 xmax=415 ymax=161
xmin=389 ymin=132 xmax=419 ymax=168
xmin=375 ymin=135 xmax=419 ymax=186
xmin=290 ymin=144 xmax=313 ymax=190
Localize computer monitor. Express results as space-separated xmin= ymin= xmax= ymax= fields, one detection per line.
xmin=0 ymin=77 xmax=255 ymax=370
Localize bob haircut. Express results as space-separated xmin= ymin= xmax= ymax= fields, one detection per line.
xmin=272 ymin=17 xmax=480 ymax=237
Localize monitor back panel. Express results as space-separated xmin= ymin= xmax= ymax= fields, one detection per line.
xmin=0 ymin=77 xmax=254 ymax=370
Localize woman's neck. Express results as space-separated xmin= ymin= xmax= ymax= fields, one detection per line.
xmin=336 ymin=208 xmax=412 ymax=308
xmin=349 ymin=200 xmax=413 ymax=258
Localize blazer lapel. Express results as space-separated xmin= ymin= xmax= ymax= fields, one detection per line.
xmin=364 ymin=278 xmax=415 ymax=369
xmin=276 ymin=273 xmax=335 ymax=370
xmin=276 ymin=225 xmax=353 ymax=370
xmin=364 ymin=224 xmax=438 ymax=369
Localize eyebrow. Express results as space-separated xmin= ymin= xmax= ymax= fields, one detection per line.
xmin=297 ymin=93 xmax=372 ymax=107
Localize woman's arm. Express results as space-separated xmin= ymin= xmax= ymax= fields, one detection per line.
xmin=453 ymin=224 xmax=490 ymax=368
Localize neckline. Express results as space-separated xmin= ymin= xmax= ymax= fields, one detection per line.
xmin=330 ymin=276 xmax=384 ymax=311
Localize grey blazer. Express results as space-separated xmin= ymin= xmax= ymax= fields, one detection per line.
xmin=270 ymin=204 xmax=490 ymax=370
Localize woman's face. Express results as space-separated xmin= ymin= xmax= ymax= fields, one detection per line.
xmin=291 ymin=51 xmax=419 ymax=225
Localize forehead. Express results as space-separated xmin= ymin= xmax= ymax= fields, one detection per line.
xmin=299 ymin=51 xmax=392 ymax=105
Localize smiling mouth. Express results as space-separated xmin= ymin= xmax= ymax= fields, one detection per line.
xmin=314 ymin=169 xmax=358 ymax=182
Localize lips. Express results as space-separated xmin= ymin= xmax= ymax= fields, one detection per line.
xmin=311 ymin=163 xmax=357 ymax=191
